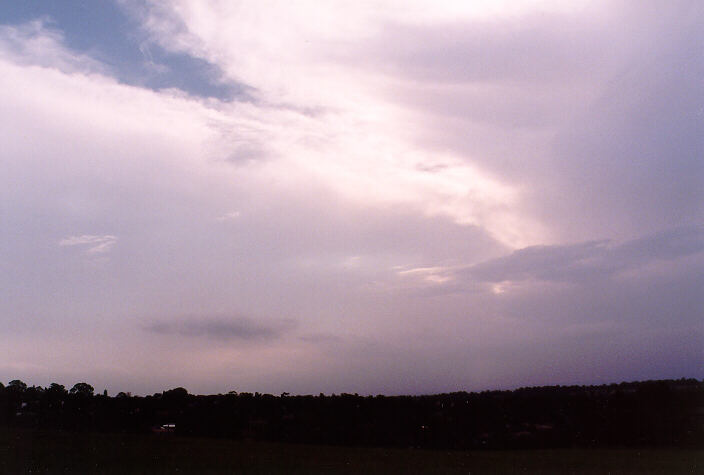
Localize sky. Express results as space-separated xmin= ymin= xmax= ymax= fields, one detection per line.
xmin=0 ymin=0 xmax=702 ymax=396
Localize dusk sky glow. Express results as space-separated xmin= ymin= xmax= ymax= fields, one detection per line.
xmin=1 ymin=0 xmax=702 ymax=395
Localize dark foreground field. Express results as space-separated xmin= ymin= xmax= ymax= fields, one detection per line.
xmin=2 ymin=429 xmax=701 ymax=474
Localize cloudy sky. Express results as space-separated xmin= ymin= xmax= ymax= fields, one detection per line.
xmin=1 ymin=0 xmax=702 ymax=395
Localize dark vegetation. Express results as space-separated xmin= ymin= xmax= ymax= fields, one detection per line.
xmin=2 ymin=378 xmax=702 ymax=450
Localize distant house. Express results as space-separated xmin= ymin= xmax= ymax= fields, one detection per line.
xmin=152 ymin=423 xmax=176 ymax=434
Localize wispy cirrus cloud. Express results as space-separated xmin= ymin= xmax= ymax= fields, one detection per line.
xmin=59 ymin=234 xmax=117 ymax=254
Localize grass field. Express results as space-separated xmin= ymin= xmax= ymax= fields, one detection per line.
xmin=1 ymin=428 xmax=701 ymax=473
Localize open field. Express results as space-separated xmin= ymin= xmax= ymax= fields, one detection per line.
xmin=1 ymin=428 xmax=701 ymax=474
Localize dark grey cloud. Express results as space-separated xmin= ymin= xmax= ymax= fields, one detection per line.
xmin=541 ymin=23 xmax=704 ymax=240
xmin=464 ymin=225 xmax=704 ymax=284
xmin=145 ymin=316 xmax=295 ymax=342
xmin=616 ymin=226 xmax=704 ymax=264
xmin=491 ymin=258 xmax=704 ymax=326
xmin=299 ymin=333 xmax=343 ymax=344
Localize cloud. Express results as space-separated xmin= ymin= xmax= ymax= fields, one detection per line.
xmin=396 ymin=266 xmax=454 ymax=284
xmin=122 ymin=0 xmax=557 ymax=248
xmin=1 ymin=2 xmax=702 ymax=394
xmin=215 ymin=211 xmax=240 ymax=222
xmin=125 ymin=0 xmax=703 ymax=250
xmin=299 ymin=333 xmax=343 ymax=344
xmin=145 ymin=316 xmax=295 ymax=342
xmin=361 ymin=10 xmax=617 ymax=86
xmin=464 ymin=226 xmax=704 ymax=284
xmin=0 ymin=20 xmax=107 ymax=74
xmin=59 ymin=234 xmax=118 ymax=254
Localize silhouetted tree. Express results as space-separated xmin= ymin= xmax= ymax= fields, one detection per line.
xmin=0 ymin=378 xmax=701 ymax=449
xmin=70 ymin=382 xmax=94 ymax=397
xmin=7 ymin=380 xmax=27 ymax=392
xmin=164 ymin=387 xmax=188 ymax=398
xmin=47 ymin=383 xmax=67 ymax=395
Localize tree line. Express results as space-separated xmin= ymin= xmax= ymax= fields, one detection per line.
xmin=1 ymin=378 xmax=702 ymax=449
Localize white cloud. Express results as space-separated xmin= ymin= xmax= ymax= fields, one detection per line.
xmin=124 ymin=0 xmax=561 ymax=248
xmin=59 ymin=235 xmax=118 ymax=254
xmin=130 ymin=0 xmax=704 ymax=248
xmin=0 ymin=20 xmax=107 ymax=74
xmin=397 ymin=266 xmax=454 ymax=285
xmin=216 ymin=211 xmax=240 ymax=222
